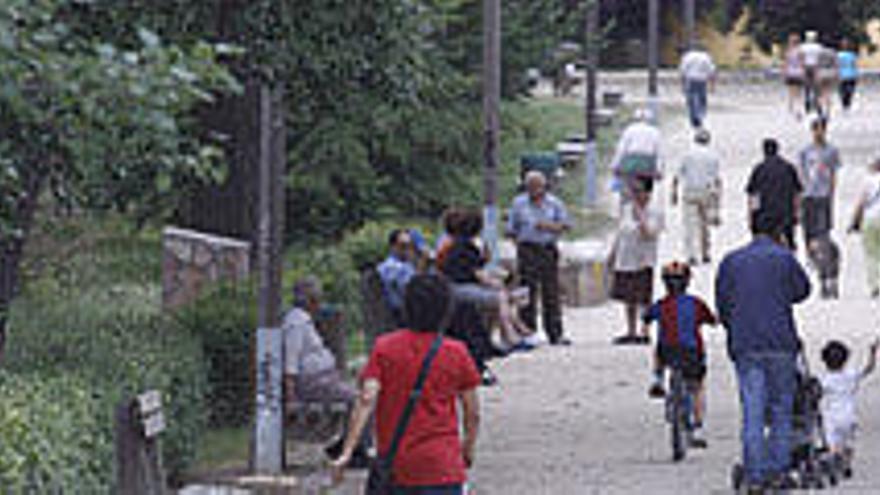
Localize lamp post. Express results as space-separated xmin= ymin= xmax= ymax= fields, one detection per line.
xmin=684 ymin=0 xmax=695 ymax=50
xmin=647 ymin=0 xmax=660 ymax=121
xmin=584 ymin=0 xmax=599 ymax=207
xmin=483 ymin=0 xmax=501 ymax=264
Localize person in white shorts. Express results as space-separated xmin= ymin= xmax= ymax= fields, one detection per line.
xmin=819 ymin=338 xmax=878 ymax=477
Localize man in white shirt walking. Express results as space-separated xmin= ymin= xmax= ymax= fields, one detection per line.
xmin=679 ymin=44 xmax=716 ymax=129
xmin=672 ymin=129 xmax=721 ymax=265
xmin=610 ymin=108 xmax=662 ymax=211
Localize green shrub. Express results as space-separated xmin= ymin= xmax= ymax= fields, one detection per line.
xmin=176 ymin=282 xmax=256 ymax=428
xmin=4 ymin=287 xmax=207 ymax=487
xmin=0 ymin=372 xmax=107 ymax=492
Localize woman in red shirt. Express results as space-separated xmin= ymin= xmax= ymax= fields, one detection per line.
xmin=331 ymin=274 xmax=481 ymax=494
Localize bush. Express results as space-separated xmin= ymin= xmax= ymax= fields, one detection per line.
xmin=176 ymin=282 xmax=256 ymax=428
xmin=0 ymin=372 xmax=107 ymax=492
xmin=4 ymin=286 xmax=208 ymax=488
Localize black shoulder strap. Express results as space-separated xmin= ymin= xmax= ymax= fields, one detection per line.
xmin=384 ymin=333 xmax=444 ymax=466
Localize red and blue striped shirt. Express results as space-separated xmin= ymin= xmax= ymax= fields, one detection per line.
xmin=643 ymin=294 xmax=717 ymax=356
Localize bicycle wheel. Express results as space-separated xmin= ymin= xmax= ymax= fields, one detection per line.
xmin=669 ymin=369 xmax=687 ymax=462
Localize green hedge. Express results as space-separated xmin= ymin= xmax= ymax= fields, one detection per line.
xmin=0 ymin=372 xmax=107 ymax=492
xmin=3 ymin=285 xmax=207 ymax=488
xmin=176 ymin=283 xmax=256 ymax=428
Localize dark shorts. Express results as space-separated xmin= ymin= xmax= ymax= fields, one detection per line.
xmin=785 ymin=76 xmax=803 ymax=87
xmin=802 ymin=197 xmax=832 ymax=242
xmin=657 ymin=345 xmax=706 ymax=382
xmin=611 ymin=268 xmax=653 ymax=305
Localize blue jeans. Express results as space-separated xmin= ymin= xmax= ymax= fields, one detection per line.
xmin=685 ymin=80 xmax=708 ymax=128
xmin=735 ymin=352 xmax=797 ymax=485
xmin=391 ymin=485 xmax=463 ymax=495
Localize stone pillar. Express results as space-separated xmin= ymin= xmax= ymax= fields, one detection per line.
xmin=162 ymin=227 xmax=251 ymax=310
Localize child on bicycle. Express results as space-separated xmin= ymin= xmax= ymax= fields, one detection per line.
xmin=819 ymin=338 xmax=878 ymax=478
xmin=643 ymin=261 xmax=717 ymax=447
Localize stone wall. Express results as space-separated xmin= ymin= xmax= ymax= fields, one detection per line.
xmin=162 ymin=227 xmax=250 ymax=310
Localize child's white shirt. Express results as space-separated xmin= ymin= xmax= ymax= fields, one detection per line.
xmin=820 ymin=368 xmax=861 ymax=427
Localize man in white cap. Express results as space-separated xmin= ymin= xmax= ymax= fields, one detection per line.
xmin=673 ymin=128 xmax=722 ymax=265
xmin=610 ymin=108 xmax=662 ymax=211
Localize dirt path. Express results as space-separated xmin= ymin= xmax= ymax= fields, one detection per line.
xmin=470 ymin=78 xmax=880 ymax=494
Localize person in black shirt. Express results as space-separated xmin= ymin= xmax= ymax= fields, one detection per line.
xmin=746 ymin=139 xmax=803 ymax=250
xmin=442 ymin=209 xmax=534 ymax=351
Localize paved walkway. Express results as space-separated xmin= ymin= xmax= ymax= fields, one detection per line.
xmin=469 ymin=79 xmax=880 ymax=494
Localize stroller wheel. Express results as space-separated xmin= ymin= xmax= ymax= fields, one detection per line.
xmin=731 ymin=463 xmax=744 ymax=490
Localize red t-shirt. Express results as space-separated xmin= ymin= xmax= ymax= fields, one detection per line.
xmin=361 ymin=329 xmax=481 ymax=486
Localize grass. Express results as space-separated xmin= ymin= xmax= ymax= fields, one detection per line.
xmin=190 ymin=427 xmax=251 ymax=475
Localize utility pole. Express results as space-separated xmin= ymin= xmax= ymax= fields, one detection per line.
xmin=684 ymin=0 xmax=695 ymax=50
xmin=483 ymin=0 xmax=501 ymax=264
xmin=584 ymin=0 xmax=599 ymax=207
xmin=647 ymin=0 xmax=660 ymax=121
xmin=252 ymin=82 xmax=286 ymax=474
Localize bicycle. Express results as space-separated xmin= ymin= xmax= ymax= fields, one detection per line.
xmin=665 ymin=360 xmax=694 ymax=462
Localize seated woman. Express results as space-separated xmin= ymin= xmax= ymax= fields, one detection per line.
xmin=441 ymin=209 xmax=534 ymax=351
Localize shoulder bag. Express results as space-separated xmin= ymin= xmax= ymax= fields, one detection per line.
xmin=365 ymin=333 xmax=444 ymax=495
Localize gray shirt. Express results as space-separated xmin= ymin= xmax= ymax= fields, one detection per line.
xmin=799 ymin=143 xmax=841 ymax=198
xmin=506 ymin=193 xmax=571 ymax=245
xmin=283 ymin=307 xmax=336 ymax=377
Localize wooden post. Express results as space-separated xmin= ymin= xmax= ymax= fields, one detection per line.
xmin=483 ymin=0 xmax=501 ymax=264
xmin=252 ymin=82 xmax=286 ymax=474
xmin=584 ymin=0 xmax=599 ymax=207
xmin=115 ymin=392 xmax=167 ymax=495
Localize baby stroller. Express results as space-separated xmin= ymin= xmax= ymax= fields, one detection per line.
xmin=731 ymin=353 xmax=839 ymax=490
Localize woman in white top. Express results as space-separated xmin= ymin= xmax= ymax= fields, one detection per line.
xmin=848 ymin=157 xmax=880 ymax=297
xmin=610 ymin=177 xmax=664 ymax=345
xmin=783 ymin=32 xmax=804 ymax=118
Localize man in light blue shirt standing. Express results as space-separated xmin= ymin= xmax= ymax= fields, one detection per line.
xmin=507 ymin=171 xmax=572 ymax=345
xmin=837 ymin=39 xmax=859 ymax=112
xmin=377 ymin=229 xmax=417 ymax=326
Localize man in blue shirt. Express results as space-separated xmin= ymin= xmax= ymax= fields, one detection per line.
xmin=377 ymin=229 xmax=417 ymax=326
xmin=837 ymin=39 xmax=859 ymax=112
xmin=715 ymin=210 xmax=811 ymax=491
xmin=507 ymin=171 xmax=572 ymax=345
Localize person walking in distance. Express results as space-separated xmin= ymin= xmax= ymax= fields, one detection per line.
xmin=715 ymin=211 xmax=811 ymax=492
xmin=799 ymin=117 xmax=842 ymax=297
xmin=799 ymin=30 xmax=827 ymax=117
xmin=609 ymin=108 xmax=663 ymax=211
xmin=783 ymin=33 xmax=805 ymax=119
xmin=746 ymin=139 xmax=802 ymax=250
xmin=678 ymin=43 xmax=717 ymax=129
xmin=837 ymin=39 xmax=859 ymax=113
xmin=672 ymin=129 xmax=721 ymax=265
xmin=506 ymin=171 xmax=572 ymax=346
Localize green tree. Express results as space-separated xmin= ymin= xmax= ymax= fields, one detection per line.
xmin=0 ymin=0 xmax=239 ymax=350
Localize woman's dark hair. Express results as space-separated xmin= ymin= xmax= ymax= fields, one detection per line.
xmin=387 ymin=229 xmax=404 ymax=247
xmin=821 ymin=340 xmax=850 ymax=371
xmin=404 ymin=274 xmax=452 ymax=332
xmin=443 ymin=207 xmax=465 ymax=237
xmin=458 ymin=209 xmax=483 ymax=239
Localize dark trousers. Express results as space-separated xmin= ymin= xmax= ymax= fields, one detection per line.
xmin=517 ymin=242 xmax=563 ymax=342
xmin=839 ymin=79 xmax=857 ymax=110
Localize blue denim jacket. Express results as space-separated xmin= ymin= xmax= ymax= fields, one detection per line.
xmin=715 ymin=236 xmax=811 ymax=360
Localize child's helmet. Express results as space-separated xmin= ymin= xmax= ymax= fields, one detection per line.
xmin=661 ymin=261 xmax=691 ymax=292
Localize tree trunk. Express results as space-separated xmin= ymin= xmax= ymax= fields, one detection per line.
xmin=0 ymin=169 xmax=44 ymax=360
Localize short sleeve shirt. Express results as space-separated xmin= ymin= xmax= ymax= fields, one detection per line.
xmin=746 ymin=157 xmax=803 ymax=222
xmin=644 ymin=294 xmax=716 ymax=356
xmin=377 ymin=255 xmax=417 ymax=312
xmin=799 ymin=144 xmax=841 ymax=198
xmin=679 ymin=50 xmax=715 ymax=82
xmin=506 ymin=193 xmax=571 ymax=246
xmin=820 ymin=368 xmax=861 ymax=425
xmin=838 ymin=50 xmax=858 ymax=80
xmin=677 ymin=146 xmax=720 ymax=195
xmin=441 ymin=240 xmax=484 ymax=284
xmin=614 ymin=202 xmax=665 ymax=272
xmin=283 ymin=308 xmax=337 ymax=376
xmin=361 ymin=330 xmax=481 ymax=486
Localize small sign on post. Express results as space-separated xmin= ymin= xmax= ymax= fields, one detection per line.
xmin=115 ymin=390 xmax=167 ymax=495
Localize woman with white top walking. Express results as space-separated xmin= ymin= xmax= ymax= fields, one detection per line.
xmin=848 ymin=157 xmax=880 ymax=298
